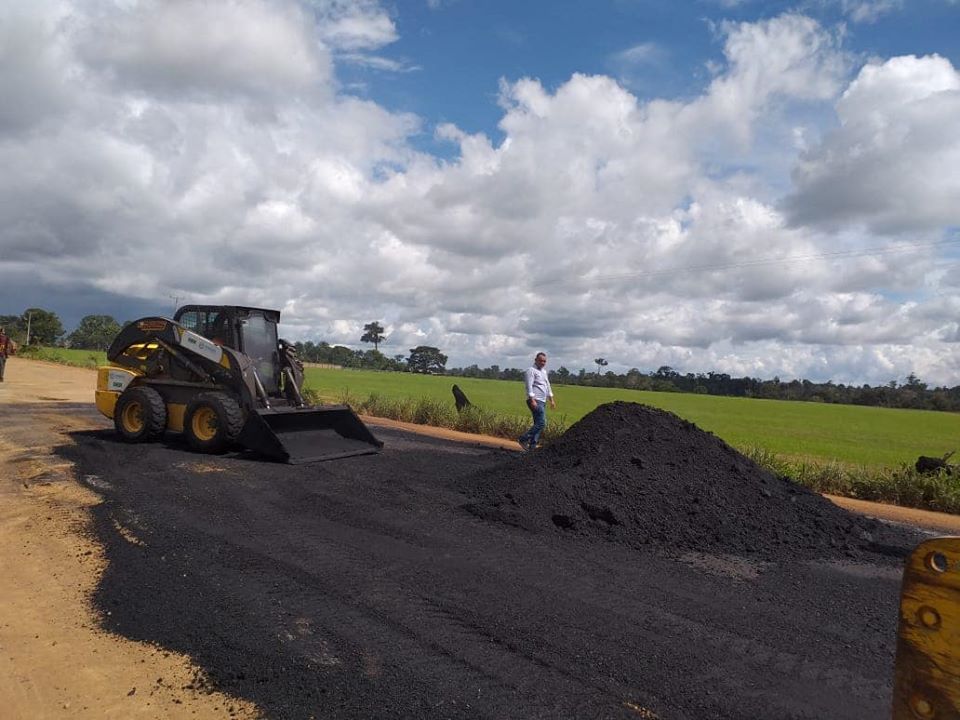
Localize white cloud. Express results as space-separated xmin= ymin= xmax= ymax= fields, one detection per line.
xmin=75 ymin=0 xmax=332 ymax=101
xmin=785 ymin=54 xmax=960 ymax=234
xmin=338 ymin=53 xmax=419 ymax=72
xmin=703 ymin=0 xmax=754 ymax=7
xmin=838 ymin=0 xmax=903 ymax=23
xmin=609 ymin=41 xmax=667 ymax=92
xmin=311 ymin=0 xmax=397 ymax=51
xmin=694 ymin=14 xmax=848 ymax=147
xmin=0 ymin=3 xmax=957 ymax=385
xmin=613 ymin=42 xmax=663 ymax=66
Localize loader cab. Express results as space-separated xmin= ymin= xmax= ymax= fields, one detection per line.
xmin=174 ymin=305 xmax=282 ymax=394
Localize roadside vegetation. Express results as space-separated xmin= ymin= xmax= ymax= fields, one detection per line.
xmin=16 ymin=345 xmax=105 ymax=368
xmin=303 ymin=368 xmax=958 ymax=468
xmin=17 ymin=349 xmax=960 ymax=514
xmin=744 ymin=447 xmax=960 ymax=514
xmin=304 ymin=367 xmax=960 ymax=514
xmin=322 ymin=390 xmax=570 ymax=445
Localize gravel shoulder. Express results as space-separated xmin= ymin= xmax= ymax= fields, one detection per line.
xmin=0 ymin=358 xmax=258 ymax=719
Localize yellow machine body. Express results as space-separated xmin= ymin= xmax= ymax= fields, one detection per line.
xmin=892 ymin=536 xmax=960 ymax=719
xmin=95 ymin=365 xmax=187 ymax=432
xmin=95 ymin=311 xmax=382 ymax=462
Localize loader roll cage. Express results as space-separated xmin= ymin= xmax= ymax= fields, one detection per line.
xmin=175 ymin=305 xmax=282 ymax=395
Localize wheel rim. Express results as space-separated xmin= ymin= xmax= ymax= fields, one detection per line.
xmin=121 ymin=401 xmax=144 ymax=433
xmin=191 ymin=406 xmax=218 ymax=442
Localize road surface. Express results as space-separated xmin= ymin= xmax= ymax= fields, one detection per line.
xmin=2 ymin=357 xmax=956 ymax=719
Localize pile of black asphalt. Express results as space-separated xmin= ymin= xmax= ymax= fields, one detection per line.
xmin=59 ymin=401 xmax=924 ymax=720
xmin=464 ymin=401 xmax=918 ymax=561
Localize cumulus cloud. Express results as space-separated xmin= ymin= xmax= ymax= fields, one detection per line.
xmin=694 ymin=14 xmax=848 ymax=148
xmin=785 ymin=54 xmax=960 ymax=234
xmin=75 ymin=0 xmax=332 ymax=101
xmin=0 ymin=2 xmax=957 ymax=385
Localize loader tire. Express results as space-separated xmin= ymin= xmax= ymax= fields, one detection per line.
xmin=184 ymin=392 xmax=244 ymax=455
xmin=115 ymin=385 xmax=167 ymax=443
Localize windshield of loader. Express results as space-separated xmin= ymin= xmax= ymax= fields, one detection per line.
xmin=178 ymin=309 xmax=235 ymax=348
xmin=241 ymin=312 xmax=280 ymax=394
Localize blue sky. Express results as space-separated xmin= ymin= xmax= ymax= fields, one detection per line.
xmin=348 ymin=0 xmax=960 ymax=143
xmin=0 ymin=0 xmax=959 ymax=385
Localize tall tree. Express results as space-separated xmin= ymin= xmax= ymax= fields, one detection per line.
xmin=594 ymin=357 xmax=608 ymax=375
xmin=361 ymin=321 xmax=386 ymax=351
xmin=407 ymin=346 xmax=447 ymax=374
xmin=328 ymin=345 xmax=359 ymax=367
xmin=22 ymin=308 xmax=64 ymax=345
xmin=68 ymin=315 xmax=121 ymax=350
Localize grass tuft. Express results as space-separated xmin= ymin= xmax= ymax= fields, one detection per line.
xmin=744 ymin=445 xmax=960 ymax=514
xmin=348 ymin=392 xmax=569 ymax=446
xmin=16 ymin=346 xmax=104 ymax=368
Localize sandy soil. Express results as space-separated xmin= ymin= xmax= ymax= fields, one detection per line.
xmin=1 ymin=358 xmax=258 ymax=719
xmin=1 ymin=357 xmax=958 ymax=719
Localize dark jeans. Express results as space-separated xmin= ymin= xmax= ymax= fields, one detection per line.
xmin=0 ymin=356 xmax=5 ymax=381
xmin=519 ymin=400 xmax=546 ymax=448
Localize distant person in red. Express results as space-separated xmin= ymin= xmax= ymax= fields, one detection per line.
xmin=0 ymin=326 xmax=13 ymax=382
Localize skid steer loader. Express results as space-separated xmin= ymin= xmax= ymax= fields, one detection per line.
xmin=94 ymin=305 xmax=382 ymax=463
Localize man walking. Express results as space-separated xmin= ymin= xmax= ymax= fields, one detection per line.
xmin=0 ymin=326 xmax=12 ymax=382
xmin=518 ymin=352 xmax=556 ymax=451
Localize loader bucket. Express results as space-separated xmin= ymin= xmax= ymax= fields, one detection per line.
xmin=237 ymin=404 xmax=383 ymax=464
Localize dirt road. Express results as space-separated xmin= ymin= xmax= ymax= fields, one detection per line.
xmin=1 ymin=359 xmax=257 ymax=719
xmin=2 ymin=358 xmax=958 ymax=719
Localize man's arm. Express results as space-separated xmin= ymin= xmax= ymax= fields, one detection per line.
xmin=524 ymin=369 xmax=539 ymax=409
xmin=524 ymin=368 xmax=535 ymax=398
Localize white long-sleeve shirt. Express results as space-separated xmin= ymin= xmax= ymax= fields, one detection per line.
xmin=524 ymin=365 xmax=553 ymax=402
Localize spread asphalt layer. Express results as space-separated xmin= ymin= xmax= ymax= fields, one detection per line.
xmin=59 ymin=402 xmax=923 ymax=720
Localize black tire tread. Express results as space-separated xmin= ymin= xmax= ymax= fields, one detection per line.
xmin=115 ymin=385 xmax=167 ymax=442
xmin=184 ymin=391 xmax=244 ymax=454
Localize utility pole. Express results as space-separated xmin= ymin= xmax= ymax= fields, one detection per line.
xmin=25 ymin=311 xmax=32 ymax=346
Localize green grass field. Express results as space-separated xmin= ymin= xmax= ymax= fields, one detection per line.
xmin=306 ymin=368 xmax=960 ymax=469
xmin=19 ymin=350 xmax=960 ymax=509
xmin=23 ymin=349 xmax=959 ymax=471
xmin=20 ymin=346 xmax=107 ymax=368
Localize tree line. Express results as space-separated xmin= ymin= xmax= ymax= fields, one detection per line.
xmin=0 ymin=308 xmax=121 ymax=350
xmin=448 ymin=363 xmax=960 ymax=412
xmin=293 ymin=340 xmax=448 ymax=374
xmin=294 ymin=321 xmax=448 ymax=373
xmin=4 ymin=308 xmax=958 ymax=411
xmin=0 ymin=309 xmax=451 ymax=375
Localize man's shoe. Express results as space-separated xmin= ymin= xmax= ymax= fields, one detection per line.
xmin=517 ymin=437 xmax=529 ymax=451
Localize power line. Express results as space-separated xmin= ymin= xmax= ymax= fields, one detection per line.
xmin=532 ymin=237 xmax=960 ymax=289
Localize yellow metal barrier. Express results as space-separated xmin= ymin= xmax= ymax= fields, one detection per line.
xmin=893 ymin=537 xmax=960 ymax=720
